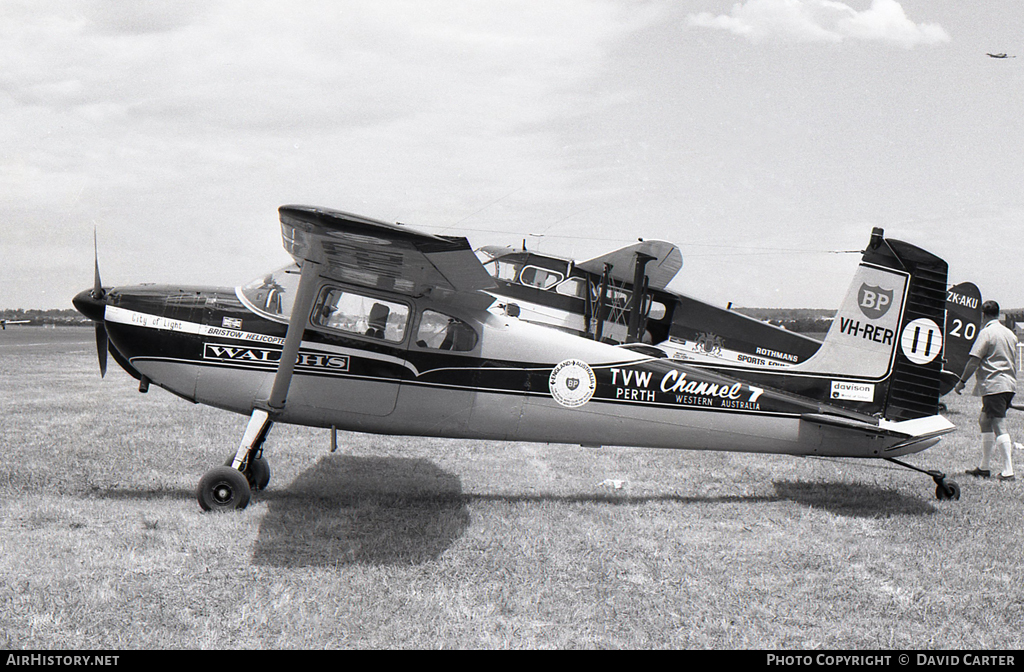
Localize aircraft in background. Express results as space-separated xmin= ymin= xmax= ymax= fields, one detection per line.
xmin=476 ymin=238 xmax=822 ymax=369
xmin=941 ymin=282 xmax=982 ymax=392
xmin=1 ymin=319 xmax=30 ymax=330
xmin=73 ymin=205 xmax=960 ymax=512
xmin=477 ymin=241 xmax=981 ymax=396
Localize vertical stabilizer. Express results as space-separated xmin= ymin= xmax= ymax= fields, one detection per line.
xmin=796 ymin=228 xmax=948 ymax=421
xmin=940 ymin=282 xmax=982 ymax=395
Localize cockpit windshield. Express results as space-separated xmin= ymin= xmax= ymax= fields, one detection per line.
xmin=240 ymin=264 xmax=301 ymax=319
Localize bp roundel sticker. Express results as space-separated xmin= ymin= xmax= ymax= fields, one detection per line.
xmin=900 ymin=318 xmax=943 ymax=365
xmin=549 ymin=359 xmax=597 ymax=408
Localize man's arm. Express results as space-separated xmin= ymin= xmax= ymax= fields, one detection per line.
xmin=954 ymin=355 xmax=981 ymax=395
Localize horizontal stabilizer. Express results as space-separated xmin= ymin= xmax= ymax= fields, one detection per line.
xmin=802 ymin=412 xmax=954 ymax=455
xmin=802 ymin=412 xmax=954 ymax=439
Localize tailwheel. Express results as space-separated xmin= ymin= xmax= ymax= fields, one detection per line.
xmin=885 ymin=457 xmax=961 ymax=502
xmin=936 ymin=478 xmax=961 ymax=501
xmin=197 ymin=466 xmax=252 ymax=512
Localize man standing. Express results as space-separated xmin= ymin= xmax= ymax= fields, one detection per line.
xmin=955 ymin=300 xmax=1019 ymax=481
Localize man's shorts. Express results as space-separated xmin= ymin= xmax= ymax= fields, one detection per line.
xmin=982 ymin=392 xmax=1016 ymax=418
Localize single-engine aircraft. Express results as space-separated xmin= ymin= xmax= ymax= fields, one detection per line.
xmin=1 ymin=319 xmax=30 ymax=330
xmin=73 ymin=206 xmax=961 ymax=511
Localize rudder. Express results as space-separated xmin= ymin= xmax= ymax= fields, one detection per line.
xmin=794 ymin=228 xmax=948 ymax=421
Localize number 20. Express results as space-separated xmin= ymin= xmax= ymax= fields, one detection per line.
xmin=950 ymin=319 xmax=976 ymax=340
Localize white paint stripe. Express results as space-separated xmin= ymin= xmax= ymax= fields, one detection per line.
xmin=104 ymin=305 xmax=419 ymax=374
xmin=106 ymin=305 xmax=284 ymax=345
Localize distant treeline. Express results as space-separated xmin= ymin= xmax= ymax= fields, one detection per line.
xmin=6 ymin=305 xmax=838 ymax=333
xmin=1 ymin=308 xmax=90 ymax=327
xmin=734 ymin=308 xmax=836 ymax=334
xmin=740 ymin=307 xmax=1024 ymax=334
xmin=1002 ymin=310 xmax=1024 ymax=329
xmin=6 ymin=306 xmax=1024 ymax=334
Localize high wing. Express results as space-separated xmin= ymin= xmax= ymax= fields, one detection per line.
xmin=278 ymin=205 xmax=497 ymax=308
xmin=576 ymin=240 xmax=682 ymax=290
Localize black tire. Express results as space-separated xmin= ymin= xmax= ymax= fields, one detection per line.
xmin=936 ymin=479 xmax=961 ymax=501
xmin=249 ymin=457 xmax=271 ymax=491
xmin=223 ymin=454 xmax=271 ymax=491
xmin=197 ymin=466 xmax=251 ymax=512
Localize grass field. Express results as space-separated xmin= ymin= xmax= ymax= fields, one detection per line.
xmin=1 ymin=327 xmax=1022 ymax=649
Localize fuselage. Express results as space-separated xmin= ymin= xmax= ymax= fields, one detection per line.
xmin=73 ymin=272 xmax=939 ymax=461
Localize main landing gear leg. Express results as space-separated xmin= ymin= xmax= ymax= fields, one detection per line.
xmin=196 ymin=409 xmax=274 ymax=512
xmin=195 ymin=258 xmax=320 ymax=513
xmin=885 ymin=457 xmax=961 ymax=501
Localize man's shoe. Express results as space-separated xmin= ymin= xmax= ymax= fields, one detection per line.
xmin=998 ymin=473 xmax=1016 ymax=482
xmin=966 ymin=468 xmax=991 ymax=478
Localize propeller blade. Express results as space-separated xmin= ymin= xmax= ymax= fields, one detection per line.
xmin=95 ymin=322 xmax=108 ymax=378
xmin=92 ymin=228 xmax=104 ymax=300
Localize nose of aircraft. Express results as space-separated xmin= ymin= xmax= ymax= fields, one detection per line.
xmin=72 ymin=288 xmax=107 ymax=321
xmin=73 ymin=287 xmax=111 ymax=377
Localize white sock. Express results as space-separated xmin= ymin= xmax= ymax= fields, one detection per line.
xmin=995 ymin=434 xmax=1014 ymax=477
xmin=980 ymin=433 xmax=995 ymax=471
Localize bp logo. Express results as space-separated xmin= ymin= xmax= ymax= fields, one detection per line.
xmin=859 ymin=284 xmax=894 ymax=319
xmin=549 ymin=359 xmax=597 ymax=408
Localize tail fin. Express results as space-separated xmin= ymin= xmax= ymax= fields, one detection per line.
xmin=795 ymin=228 xmax=948 ymax=421
xmin=940 ymin=282 xmax=982 ymax=395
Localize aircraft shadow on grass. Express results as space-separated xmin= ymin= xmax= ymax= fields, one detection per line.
xmin=251 ymin=454 xmax=471 ymax=568
xmin=248 ymin=455 xmax=937 ymax=568
xmin=770 ymin=480 xmax=937 ymax=517
xmin=92 ymin=456 xmax=936 ymax=567
xmin=470 ymin=480 xmax=936 ymax=517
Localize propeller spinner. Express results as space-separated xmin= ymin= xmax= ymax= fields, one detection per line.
xmin=72 ymin=230 xmax=109 ymax=377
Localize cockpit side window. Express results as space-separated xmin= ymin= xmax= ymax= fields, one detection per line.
xmin=415 ymin=310 xmax=478 ymax=351
xmin=483 ymin=259 xmax=519 ymax=283
xmin=240 ymin=265 xmax=301 ymax=318
xmin=555 ymin=277 xmax=587 ymax=298
xmin=313 ymin=288 xmax=409 ymax=343
xmin=519 ymin=265 xmax=564 ymax=290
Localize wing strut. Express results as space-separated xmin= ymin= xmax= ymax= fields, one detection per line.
xmin=228 ymin=259 xmax=321 ymax=473
xmin=593 ymin=263 xmax=612 ymax=342
xmin=266 ymin=259 xmax=321 ymax=410
xmin=626 ymin=252 xmax=655 ymax=343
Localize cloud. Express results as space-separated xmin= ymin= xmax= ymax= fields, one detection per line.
xmin=688 ymin=0 xmax=950 ymax=48
xmin=0 ymin=1 xmax=668 ymax=307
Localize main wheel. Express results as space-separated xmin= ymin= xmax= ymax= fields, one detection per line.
xmin=936 ymin=479 xmax=961 ymax=501
xmin=223 ymin=454 xmax=271 ymax=491
xmin=249 ymin=456 xmax=271 ymax=491
xmin=197 ymin=466 xmax=251 ymax=511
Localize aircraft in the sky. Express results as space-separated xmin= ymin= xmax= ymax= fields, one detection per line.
xmin=987 ymin=53 xmax=1014 ymax=58
xmin=73 ymin=205 xmax=960 ymax=512
xmin=1 ymin=319 xmax=30 ymax=330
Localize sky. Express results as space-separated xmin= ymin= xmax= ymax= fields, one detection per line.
xmin=2 ymin=0 xmax=1023 ymax=311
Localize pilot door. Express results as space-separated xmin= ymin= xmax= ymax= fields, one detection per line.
xmin=279 ymin=285 xmax=410 ymax=421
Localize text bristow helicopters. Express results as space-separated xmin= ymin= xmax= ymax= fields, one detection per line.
xmin=73 ymin=206 xmax=960 ymax=511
